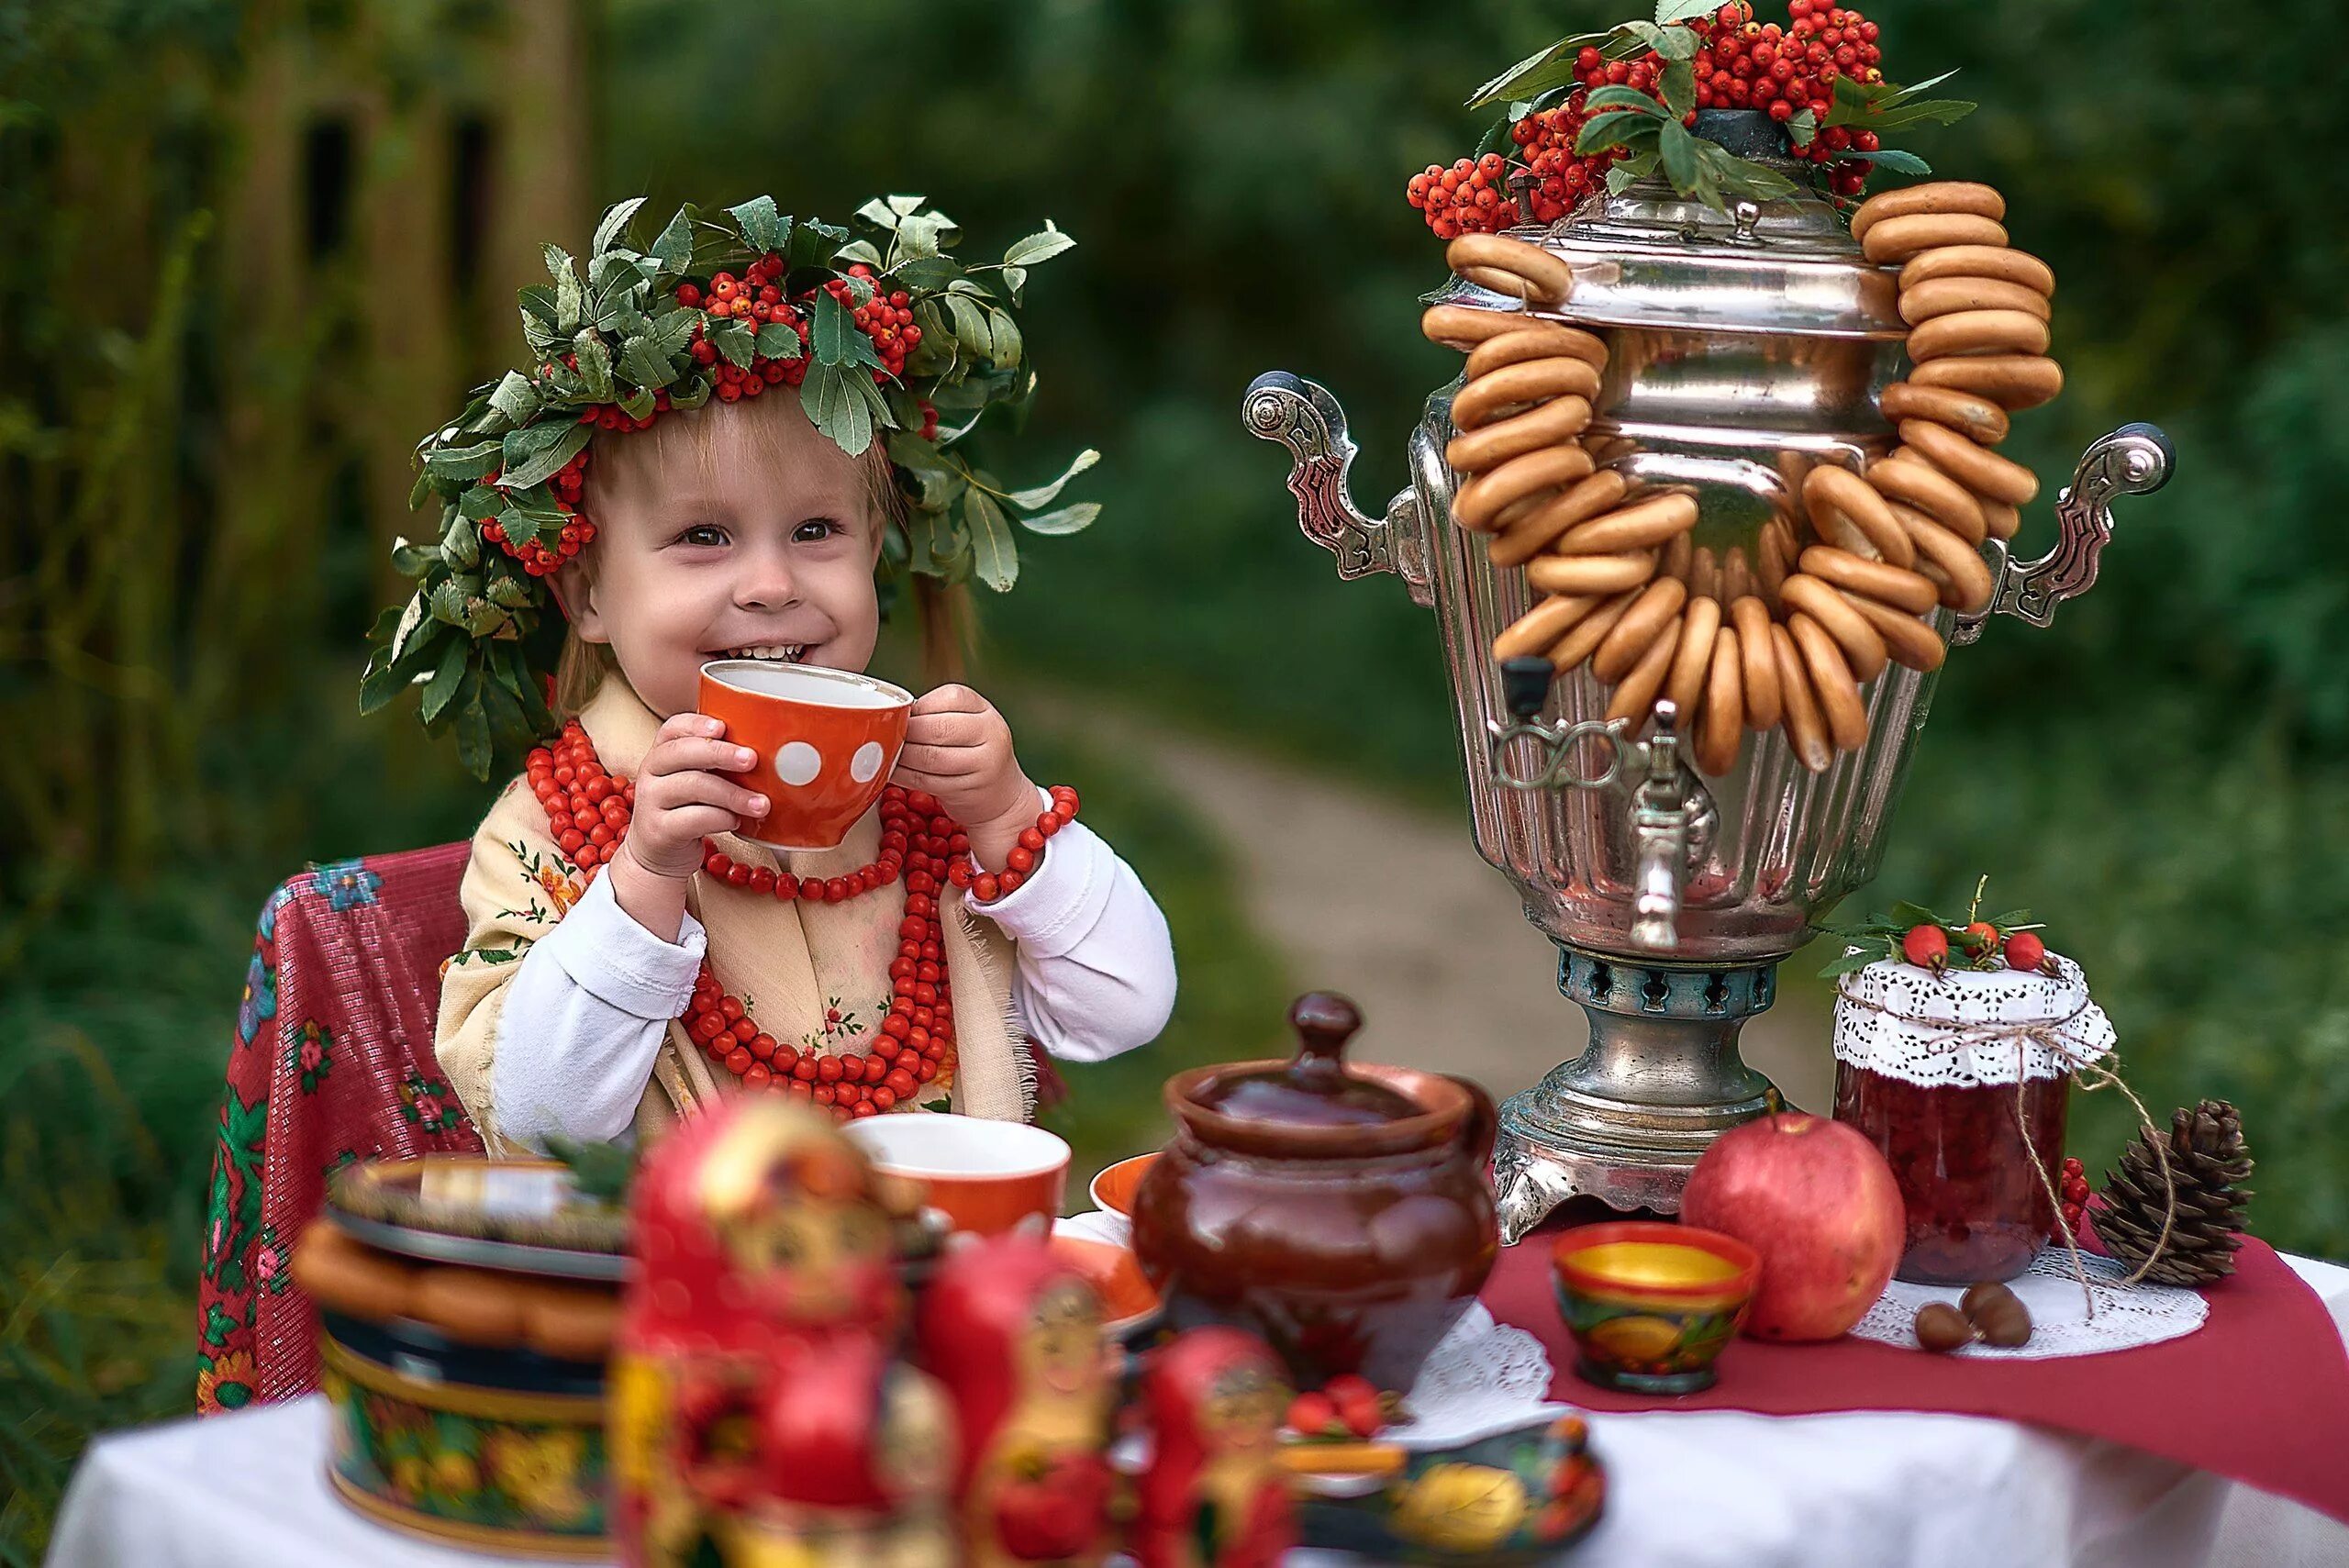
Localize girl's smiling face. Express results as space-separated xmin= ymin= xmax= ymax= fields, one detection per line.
xmin=557 ymin=394 xmax=888 ymax=717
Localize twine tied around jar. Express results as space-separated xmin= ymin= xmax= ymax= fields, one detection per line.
xmin=1831 ymin=977 xmax=2178 ymax=1317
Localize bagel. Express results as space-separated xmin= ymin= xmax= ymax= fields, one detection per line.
xmin=1866 ymin=453 xmax=1987 ymax=545
xmin=1730 ymin=595 xmax=1781 ymax=730
xmin=1803 ymin=462 xmax=1914 ymax=567
xmin=1444 ymin=395 xmax=1593 ymax=474
xmin=1798 ymin=543 xmax=1940 ymax=616
xmin=1850 ymin=182 xmax=2006 ymax=242
xmin=289 ymin=1221 xmax=417 ymax=1319
xmin=1454 ymin=444 xmax=1598 ymax=530
xmin=1787 ymin=612 xmax=1870 ymax=751
xmin=1420 ymin=303 xmax=1531 ymax=350
xmin=413 ymin=1267 xmax=527 ymax=1349
xmin=1696 ymin=626 xmax=1746 ymax=777
xmin=1450 ymin=358 xmax=1604 ymax=430
xmin=1899 ymin=244 xmax=2054 ymax=297
xmin=1546 ymin=588 xmax=1641 ymax=671
xmin=1553 ymin=492 xmax=1700 ymax=556
xmin=1905 ymin=308 xmax=2051 ymax=362
xmin=1892 ymin=503 xmax=1998 ymax=613
xmin=1661 ymin=527 xmax=1695 ymax=584
xmin=1909 ymin=352 xmax=2065 ymax=410
xmin=523 ymin=1282 xmax=622 ymax=1362
xmin=1494 ymin=594 xmax=1602 ymax=661
xmin=1898 ymin=275 xmax=2051 ymax=326
xmin=1526 ymin=550 xmax=1655 ymax=597
xmin=1464 ymin=321 xmax=1607 ymax=377
xmin=1446 ymin=234 xmax=1575 ymax=306
xmin=1860 ymin=212 xmax=2009 ymax=264
xmin=1878 ymin=382 xmax=2011 ymax=446
xmin=1842 ymin=588 xmax=1947 ymax=673
xmin=1606 ymin=609 xmax=1683 ymax=728
xmin=1687 ymin=542 xmax=1720 ymax=602
xmin=1779 ymin=572 xmax=1889 ymax=680
xmin=1771 ymin=622 xmax=1833 ymax=774
xmin=1664 ymin=594 xmax=1722 ymax=726
xmin=1487 ymin=471 xmax=1630 ymax=568
xmin=1899 ymin=418 xmax=2042 ymax=506
xmin=1593 ymin=576 xmax=1689 ymax=684
xmin=1720 ymin=544 xmax=1755 ymax=606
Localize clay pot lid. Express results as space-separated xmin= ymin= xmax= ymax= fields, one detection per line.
xmin=1190 ymin=993 xmax=1423 ymax=1129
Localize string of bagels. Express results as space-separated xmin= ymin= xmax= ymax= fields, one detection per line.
xmin=1426 ymin=181 xmax=2061 ymax=776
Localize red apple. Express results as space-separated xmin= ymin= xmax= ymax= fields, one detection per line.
xmin=1682 ymin=1112 xmax=1904 ymax=1342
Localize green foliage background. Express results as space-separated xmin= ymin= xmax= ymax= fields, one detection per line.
xmin=3 ymin=0 xmax=2346 ymax=1554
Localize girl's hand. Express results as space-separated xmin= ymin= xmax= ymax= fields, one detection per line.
xmin=606 ymin=714 xmax=765 ymax=942
xmin=896 ymin=684 xmax=1041 ymax=872
xmin=620 ymin=713 xmax=770 ymax=879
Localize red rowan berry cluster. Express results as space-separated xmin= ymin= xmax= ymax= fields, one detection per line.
xmin=479 ymin=450 xmax=598 ymax=577
xmin=680 ymin=253 xmax=813 ymax=405
xmin=1509 ymin=95 xmax=1627 ymax=224
xmin=1693 ymin=0 xmax=1883 ymax=196
xmin=1408 ymin=153 xmax=1522 ymax=239
xmin=823 ymin=263 xmax=922 ymax=384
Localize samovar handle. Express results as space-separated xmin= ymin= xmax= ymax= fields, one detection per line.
xmin=1243 ymin=371 xmax=1434 ymax=607
xmin=1951 ymin=421 xmax=2173 ymax=646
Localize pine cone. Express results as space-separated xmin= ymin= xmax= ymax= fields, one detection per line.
xmin=2097 ymin=1099 xmax=2254 ymax=1286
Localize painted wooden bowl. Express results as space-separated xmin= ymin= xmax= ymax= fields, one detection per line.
xmin=1551 ymin=1222 xmax=1759 ymax=1395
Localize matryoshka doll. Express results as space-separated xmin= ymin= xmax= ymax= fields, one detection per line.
xmin=918 ymin=1235 xmax=1117 ymax=1568
xmin=610 ymin=1099 xmax=956 ymax=1568
xmin=1133 ymin=1327 xmax=1295 ymax=1568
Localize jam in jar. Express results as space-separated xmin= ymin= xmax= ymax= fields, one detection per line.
xmin=1834 ymin=1064 xmax=2068 ymax=1284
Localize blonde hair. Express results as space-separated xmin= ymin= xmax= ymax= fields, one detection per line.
xmin=549 ymin=393 xmax=969 ymax=719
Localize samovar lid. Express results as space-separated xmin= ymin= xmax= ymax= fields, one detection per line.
xmin=1430 ymin=116 xmax=1906 ymax=341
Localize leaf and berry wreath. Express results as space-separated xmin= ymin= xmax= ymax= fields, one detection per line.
xmin=362 ymin=194 xmax=1098 ymax=779
xmin=1407 ymin=0 xmax=1976 ymax=230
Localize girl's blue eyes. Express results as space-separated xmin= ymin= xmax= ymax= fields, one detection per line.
xmin=675 ymin=520 xmax=841 ymax=548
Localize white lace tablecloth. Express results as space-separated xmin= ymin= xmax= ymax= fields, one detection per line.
xmin=46 ymin=1253 xmax=2349 ymax=1568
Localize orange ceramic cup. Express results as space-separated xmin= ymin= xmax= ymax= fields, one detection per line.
xmin=696 ymin=659 xmax=913 ymax=852
xmin=842 ymin=1114 xmax=1070 ymax=1237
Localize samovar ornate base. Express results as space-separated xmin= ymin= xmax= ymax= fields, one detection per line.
xmin=1495 ymin=949 xmax=1783 ymax=1242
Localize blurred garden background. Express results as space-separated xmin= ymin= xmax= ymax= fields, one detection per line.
xmin=5 ymin=0 xmax=2347 ymax=1556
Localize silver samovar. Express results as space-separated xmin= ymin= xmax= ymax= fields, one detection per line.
xmin=1245 ymin=151 xmax=2173 ymax=1243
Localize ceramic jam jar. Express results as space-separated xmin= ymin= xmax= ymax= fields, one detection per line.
xmin=1130 ymin=993 xmax=1499 ymax=1391
xmin=1830 ymin=951 xmax=2114 ymax=1284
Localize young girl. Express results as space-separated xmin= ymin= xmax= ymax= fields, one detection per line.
xmin=383 ymin=195 xmax=1174 ymax=1151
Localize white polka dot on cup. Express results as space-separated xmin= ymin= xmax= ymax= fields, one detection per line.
xmin=774 ymin=741 xmax=821 ymax=786
xmin=850 ymin=741 xmax=885 ymax=784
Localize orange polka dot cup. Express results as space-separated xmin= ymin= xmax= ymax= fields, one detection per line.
xmin=696 ymin=659 xmax=913 ymax=853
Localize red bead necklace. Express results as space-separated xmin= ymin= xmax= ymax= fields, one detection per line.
xmin=525 ymin=720 xmax=1078 ymax=1121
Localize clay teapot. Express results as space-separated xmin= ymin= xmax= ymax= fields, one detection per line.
xmin=1130 ymin=993 xmax=1500 ymax=1392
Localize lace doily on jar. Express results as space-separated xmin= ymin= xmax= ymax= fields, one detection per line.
xmin=1851 ymin=1249 xmax=2207 ymax=1360
xmin=1833 ymin=953 xmax=2116 ymax=1088
xmin=1394 ymin=1302 xmax=1571 ymax=1449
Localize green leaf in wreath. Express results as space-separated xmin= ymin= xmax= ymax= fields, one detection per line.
xmin=1787 ymin=108 xmax=1818 ymax=149
xmin=985 ymin=306 xmax=1022 ymax=371
xmin=799 ymin=361 xmax=877 ymax=455
xmin=499 ymin=421 xmax=594 ymax=490
xmin=813 ymin=290 xmax=859 ymax=366
xmin=423 ymin=440 xmax=502 ymax=482
xmin=1655 ymin=0 xmax=1717 ymax=23
xmin=592 ymin=196 xmax=646 ymax=257
xmin=1018 ymin=501 xmax=1099 ymax=536
xmin=707 ymin=317 xmax=757 ymax=370
xmin=964 ymin=489 xmax=1018 ymax=591
xmin=894 ymin=255 xmax=963 ymax=294
xmin=573 ymin=330 xmax=615 ymax=402
xmin=1006 ymin=448 xmax=1099 ymax=509
xmin=834 ymin=238 xmax=885 ymax=269
xmin=727 ymin=195 xmax=787 ymax=254
xmin=617 ymin=337 xmax=675 ymax=392
xmin=649 ymin=205 xmax=696 ymax=272
xmin=1002 ymin=222 xmax=1075 ymax=267
xmin=1822 ymin=73 xmax=1976 ymax=133
xmin=893 ymin=211 xmax=957 ymax=261
xmin=487 ymin=370 xmax=541 ymax=428
xmin=546 ymin=245 xmax=583 ymax=330
xmin=419 ymin=639 xmax=469 ymax=724
xmin=440 ymin=512 xmax=481 ymax=569
xmin=754 ymin=321 xmax=805 ymax=362
xmin=1584 ymin=85 xmax=1670 ymax=116
xmin=452 ymin=675 xmax=494 ymax=779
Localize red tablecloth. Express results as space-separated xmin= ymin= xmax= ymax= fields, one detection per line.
xmin=1482 ymin=1229 xmax=2349 ymax=1525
